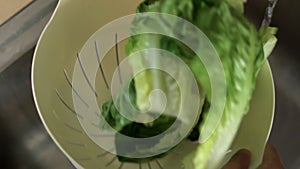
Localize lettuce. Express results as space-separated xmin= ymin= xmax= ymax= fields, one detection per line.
xmin=100 ymin=0 xmax=277 ymax=168
xmin=226 ymin=0 xmax=244 ymax=13
xmin=126 ymin=0 xmax=277 ymax=168
xmin=259 ymin=26 xmax=278 ymax=58
xmin=100 ymin=80 xmax=183 ymax=163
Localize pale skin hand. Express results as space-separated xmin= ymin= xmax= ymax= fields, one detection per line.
xmin=222 ymin=144 xmax=285 ymax=169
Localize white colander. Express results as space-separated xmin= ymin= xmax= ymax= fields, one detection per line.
xmin=31 ymin=0 xmax=275 ymax=168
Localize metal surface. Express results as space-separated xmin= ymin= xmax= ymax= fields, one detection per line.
xmin=0 ymin=0 xmax=58 ymax=72
xmin=0 ymin=49 xmax=74 ymax=169
xmin=0 ymin=0 xmax=299 ymax=168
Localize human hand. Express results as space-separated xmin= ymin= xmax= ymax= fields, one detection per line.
xmin=222 ymin=144 xmax=284 ymax=169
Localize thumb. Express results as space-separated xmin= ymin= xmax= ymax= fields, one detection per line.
xmin=222 ymin=149 xmax=251 ymax=169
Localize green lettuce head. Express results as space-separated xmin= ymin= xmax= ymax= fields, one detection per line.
xmin=101 ymin=0 xmax=278 ymax=168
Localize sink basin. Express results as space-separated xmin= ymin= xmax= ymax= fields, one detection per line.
xmin=0 ymin=0 xmax=299 ymax=168
xmin=0 ymin=49 xmax=74 ymax=169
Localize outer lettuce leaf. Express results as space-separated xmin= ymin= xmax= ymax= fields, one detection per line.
xmin=100 ymin=80 xmax=136 ymax=131
xmin=115 ymin=113 xmax=178 ymax=163
xmin=126 ymin=0 xmax=202 ymax=124
xmin=259 ymin=26 xmax=278 ymax=58
xmin=227 ymin=0 xmax=244 ymax=13
xmin=124 ymin=0 xmax=277 ymax=168
xmin=185 ymin=2 xmax=266 ymax=168
xmin=100 ymin=80 xmax=185 ymax=163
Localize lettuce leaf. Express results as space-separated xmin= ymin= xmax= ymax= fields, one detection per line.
xmin=125 ymin=0 xmax=277 ymax=168
xmin=226 ymin=0 xmax=244 ymax=13
xmin=259 ymin=26 xmax=278 ymax=58
xmin=100 ymin=80 xmax=183 ymax=162
xmin=101 ymin=0 xmax=277 ymax=168
xmin=100 ymin=80 xmax=136 ymax=131
xmin=115 ymin=113 xmax=178 ymax=163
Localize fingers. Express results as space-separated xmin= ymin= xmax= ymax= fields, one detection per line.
xmin=222 ymin=149 xmax=251 ymax=169
xmin=257 ymin=144 xmax=285 ymax=169
xmin=222 ymin=144 xmax=284 ymax=169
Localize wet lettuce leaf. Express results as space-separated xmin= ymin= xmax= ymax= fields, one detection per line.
xmin=259 ymin=26 xmax=278 ymax=59
xmin=100 ymin=80 xmax=183 ymax=162
xmin=100 ymin=0 xmax=277 ymax=168
xmin=100 ymin=80 xmax=136 ymax=132
xmin=115 ymin=114 xmax=178 ymax=163
xmin=124 ymin=0 xmax=277 ymax=169
xmin=226 ymin=0 xmax=244 ymax=13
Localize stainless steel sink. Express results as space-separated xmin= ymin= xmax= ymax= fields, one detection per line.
xmin=0 ymin=0 xmax=299 ymax=168
xmin=0 ymin=49 xmax=74 ymax=169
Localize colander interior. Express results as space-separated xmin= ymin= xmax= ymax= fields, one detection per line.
xmin=32 ymin=0 xmax=275 ymax=168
